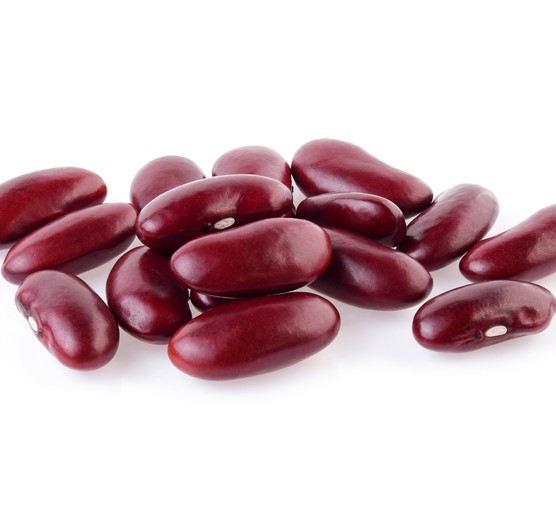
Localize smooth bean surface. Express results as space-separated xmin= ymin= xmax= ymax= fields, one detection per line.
xmin=15 ymin=270 xmax=119 ymax=370
xmin=413 ymin=280 xmax=556 ymax=352
xmin=460 ymin=204 xmax=556 ymax=282
xmin=0 ymin=167 xmax=106 ymax=244
xmin=291 ymin=138 xmax=433 ymax=216
xmin=168 ymin=292 xmax=341 ymax=380
xmin=398 ymin=184 xmax=499 ymax=270
xmin=189 ymin=290 xmax=235 ymax=312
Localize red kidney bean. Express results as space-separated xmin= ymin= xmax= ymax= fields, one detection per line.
xmin=310 ymin=227 xmax=433 ymax=310
xmin=212 ymin=145 xmax=292 ymax=189
xmin=291 ymin=138 xmax=433 ymax=216
xmin=189 ymin=290 xmax=235 ymax=312
xmin=0 ymin=167 xmax=107 ymax=244
xmin=106 ymin=246 xmax=192 ymax=344
xmin=170 ymin=218 xmax=332 ymax=297
xmin=136 ymin=174 xmax=293 ymax=252
xmin=168 ymin=292 xmax=340 ymax=380
xmin=15 ymin=270 xmax=119 ymax=370
xmin=2 ymin=203 xmax=137 ymax=284
xmin=460 ymin=204 xmax=556 ymax=282
xmin=296 ymin=192 xmax=406 ymax=246
xmin=413 ymin=280 xmax=556 ymax=352
xmin=130 ymin=155 xmax=205 ymax=211
xmin=398 ymin=184 xmax=499 ymax=271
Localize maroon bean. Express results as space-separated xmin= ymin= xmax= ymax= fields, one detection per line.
xmin=106 ymin=246 xmax=191 ymax=344
xmin=15 ymin=270 xmax=119 ymax=370
xmin=170 ymin=218 xmax=332 ymax=297
xmin=136 ymin=174 xmax=293 ymax=252
xmin=130 ymin=155 xmax=205 ymax=211
xmin=413 ymin=280 xmax=556 ymax=352
xmin=168 ymin=292 xmax=341 ymax=380
xmin=291 ymin=138 xmax=433 ymax=216
xmin=460 ymin=204 xmax=556 ymax=282
xmin=212 ymin=145 xmax=292 ymax=189
xmin=189 ymin=290 xmax=235 ymax=312
xmin=0 ymin=167 xmax=107 ymax=244
xmin=2 ymin=203 xmax=137 ymax=284
xmin=398 ymin=184 xmax=499 ymax=270
xmin=310 ymin=228 xmax=433 ymax=310
xmin=296 ymin=192 xmax=406 ymax=246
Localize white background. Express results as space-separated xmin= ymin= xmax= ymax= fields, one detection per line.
xmin=1 ymin=1 xmax=555 ymax=504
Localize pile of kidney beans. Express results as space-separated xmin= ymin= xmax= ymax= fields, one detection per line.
xmin=1 ymin=139 xmax=556 ymax=379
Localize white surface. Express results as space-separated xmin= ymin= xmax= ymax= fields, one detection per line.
xmin=1 ymin=1 xmax=555 ymax=504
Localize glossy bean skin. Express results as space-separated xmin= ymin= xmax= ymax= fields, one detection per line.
xmin=398 ymin=184 xmax=499 ymax=271
xmin=136 ymin=174 xmax=293 ymax=252
xmin=413 ymin=280 xmax=556 ymax=352
xmin=168 ymin=292 xmax=341 ymax=380
xmin=460 ymin=204 xmax=556 ymax=282
xmin=2 ymin=203 xmax=137 ymax=284
xmin=190 ymin=290 xmax=234 ymax=312
xmin=310 ymin=228 xmax=433 ymax=310
xmin=130 ymin=155 xmax=205 ymax=211
xmin=106 ymin=246 xmax=192 ymax=344
xmin=15 ymin=270 xmax=119 ymax=370
xmin=296 ymin=192 xmax=406 ymax=246
xmin=212 ymin=145 xmax=292 ymax=189
xmin=0 ymin=167 xmax=107 ymax=244
xmin=171 ymin=218 xmax=332 ymax=297
xmin=291 ymin=138 xmax=433 ymax=216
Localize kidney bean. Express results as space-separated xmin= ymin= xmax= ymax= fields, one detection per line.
xmin=212 ymin=145 xmax=292 ymax=189
xmin=136 ymin=174 xmax=293 ymax=252
xmin=413 ymin=280 xmax=556 ymax=352
xmin=0 ymin=167 xmax=107 ymax=244
xmin=291 ymin=138 xmax=433 ymax=216
xmin=15 ymin=270 xmax=119 ymax=370
xmin=310 ymin=228 xmax=433 ymax=310
xmin=130 ymin=155 xmax=205 ymax=211
xmin=106 ymin=246 xmax=191 ymax=344
xmin=170 ymin=218 xmax=331 ymax=297
xmin=2 ymin=203 xmax=137 ymax=284
xmin=168 ymin=292 xmax=340 ymax=380
xmin=398 ymin=184 xmax=499 ymax=270
xmin=460 ymin=204 xmax=556 ymax=282
xmin=189 ymin=290 xmax=235 ymax=312
xmin=296 ymin=192 xmax=406 ymax=246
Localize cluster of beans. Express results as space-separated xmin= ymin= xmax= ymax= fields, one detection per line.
xmin=1 ymin=139 xmax=556 ymax=379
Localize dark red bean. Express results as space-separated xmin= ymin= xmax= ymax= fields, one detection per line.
xmin=170 ymin=218 xmax=332 ymax=298
xmin=0 ymin=167 xmax=107 ymax=244
xmin=136 ymin=174 xmax=293 ymax=252
xmin=296 ymin=192 xmax=406 ymax=246
xmin=2 ymin=203 xmax=137 ymax=284
xmin=460 ymin=204 xmax=556 ymax=282
xmin=189 ymin=290 xmax=235 ymax=312
xmin=310 ymin=228 xmax=433 ymax=310
xmin=413 ymin=280 xmax=556 ymax=352
xmin=106 ymin=246 xmax=191 ymax=344
xmin=168 ymin=292 xmax=341 ymax=380
xmin=291 ymin=138 xmax=433 ymax=216
xmin=212 ymin=145 xmax=292 ymax=189
xmin=130 ymin=155 xmax=205 ymax=211
xmin=15 ymin=270 xmax=119 ymax=370
xmin=398 ymin=184 xmax=499 ymax=271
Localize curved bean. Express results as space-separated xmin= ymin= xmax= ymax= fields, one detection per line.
xmin=189 ymin=290 xmax=235 ymax=312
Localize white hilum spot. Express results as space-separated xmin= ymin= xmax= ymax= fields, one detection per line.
xmin=213 ymin=217 xmax=236 ymax=230
xmin=485 ymin=325 xmax=508 ymax=337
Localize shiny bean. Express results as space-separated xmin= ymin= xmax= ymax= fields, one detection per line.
xmin=170 ymin=218 xmax=332 ymax=297
xmin=296 ymin=192 xmax=406 ymax=246
xmin=460 ymin=204 xmax=556 ymax=282
xmin=106 ymin=246 xmax=192 ymax=344
xmin=0 ymin=167 xmax=106 ymax=244
xmin=412 ymin=280 xmax=556 ymax=352
xmin=2 ymin=203 xmax=137 ymax=284
xmin=291 ymin=138 xmax=433 ymax=216
xmin=189 ymin=290 xmax=234 ymax=312
xmin=136 ymin=174 xmax=293 ymax=252
xmin=168 ymin=292 xmax=341 ymax=380
xmin=310 ymin=228 xmax=433 ymax=310
xmin=15 ymin=270 xmax=119 ymax=370
xmin=130 ymin=155 xmax=205 ymax=211
xmin=398 ymin=184 xmax=499 ymax=270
